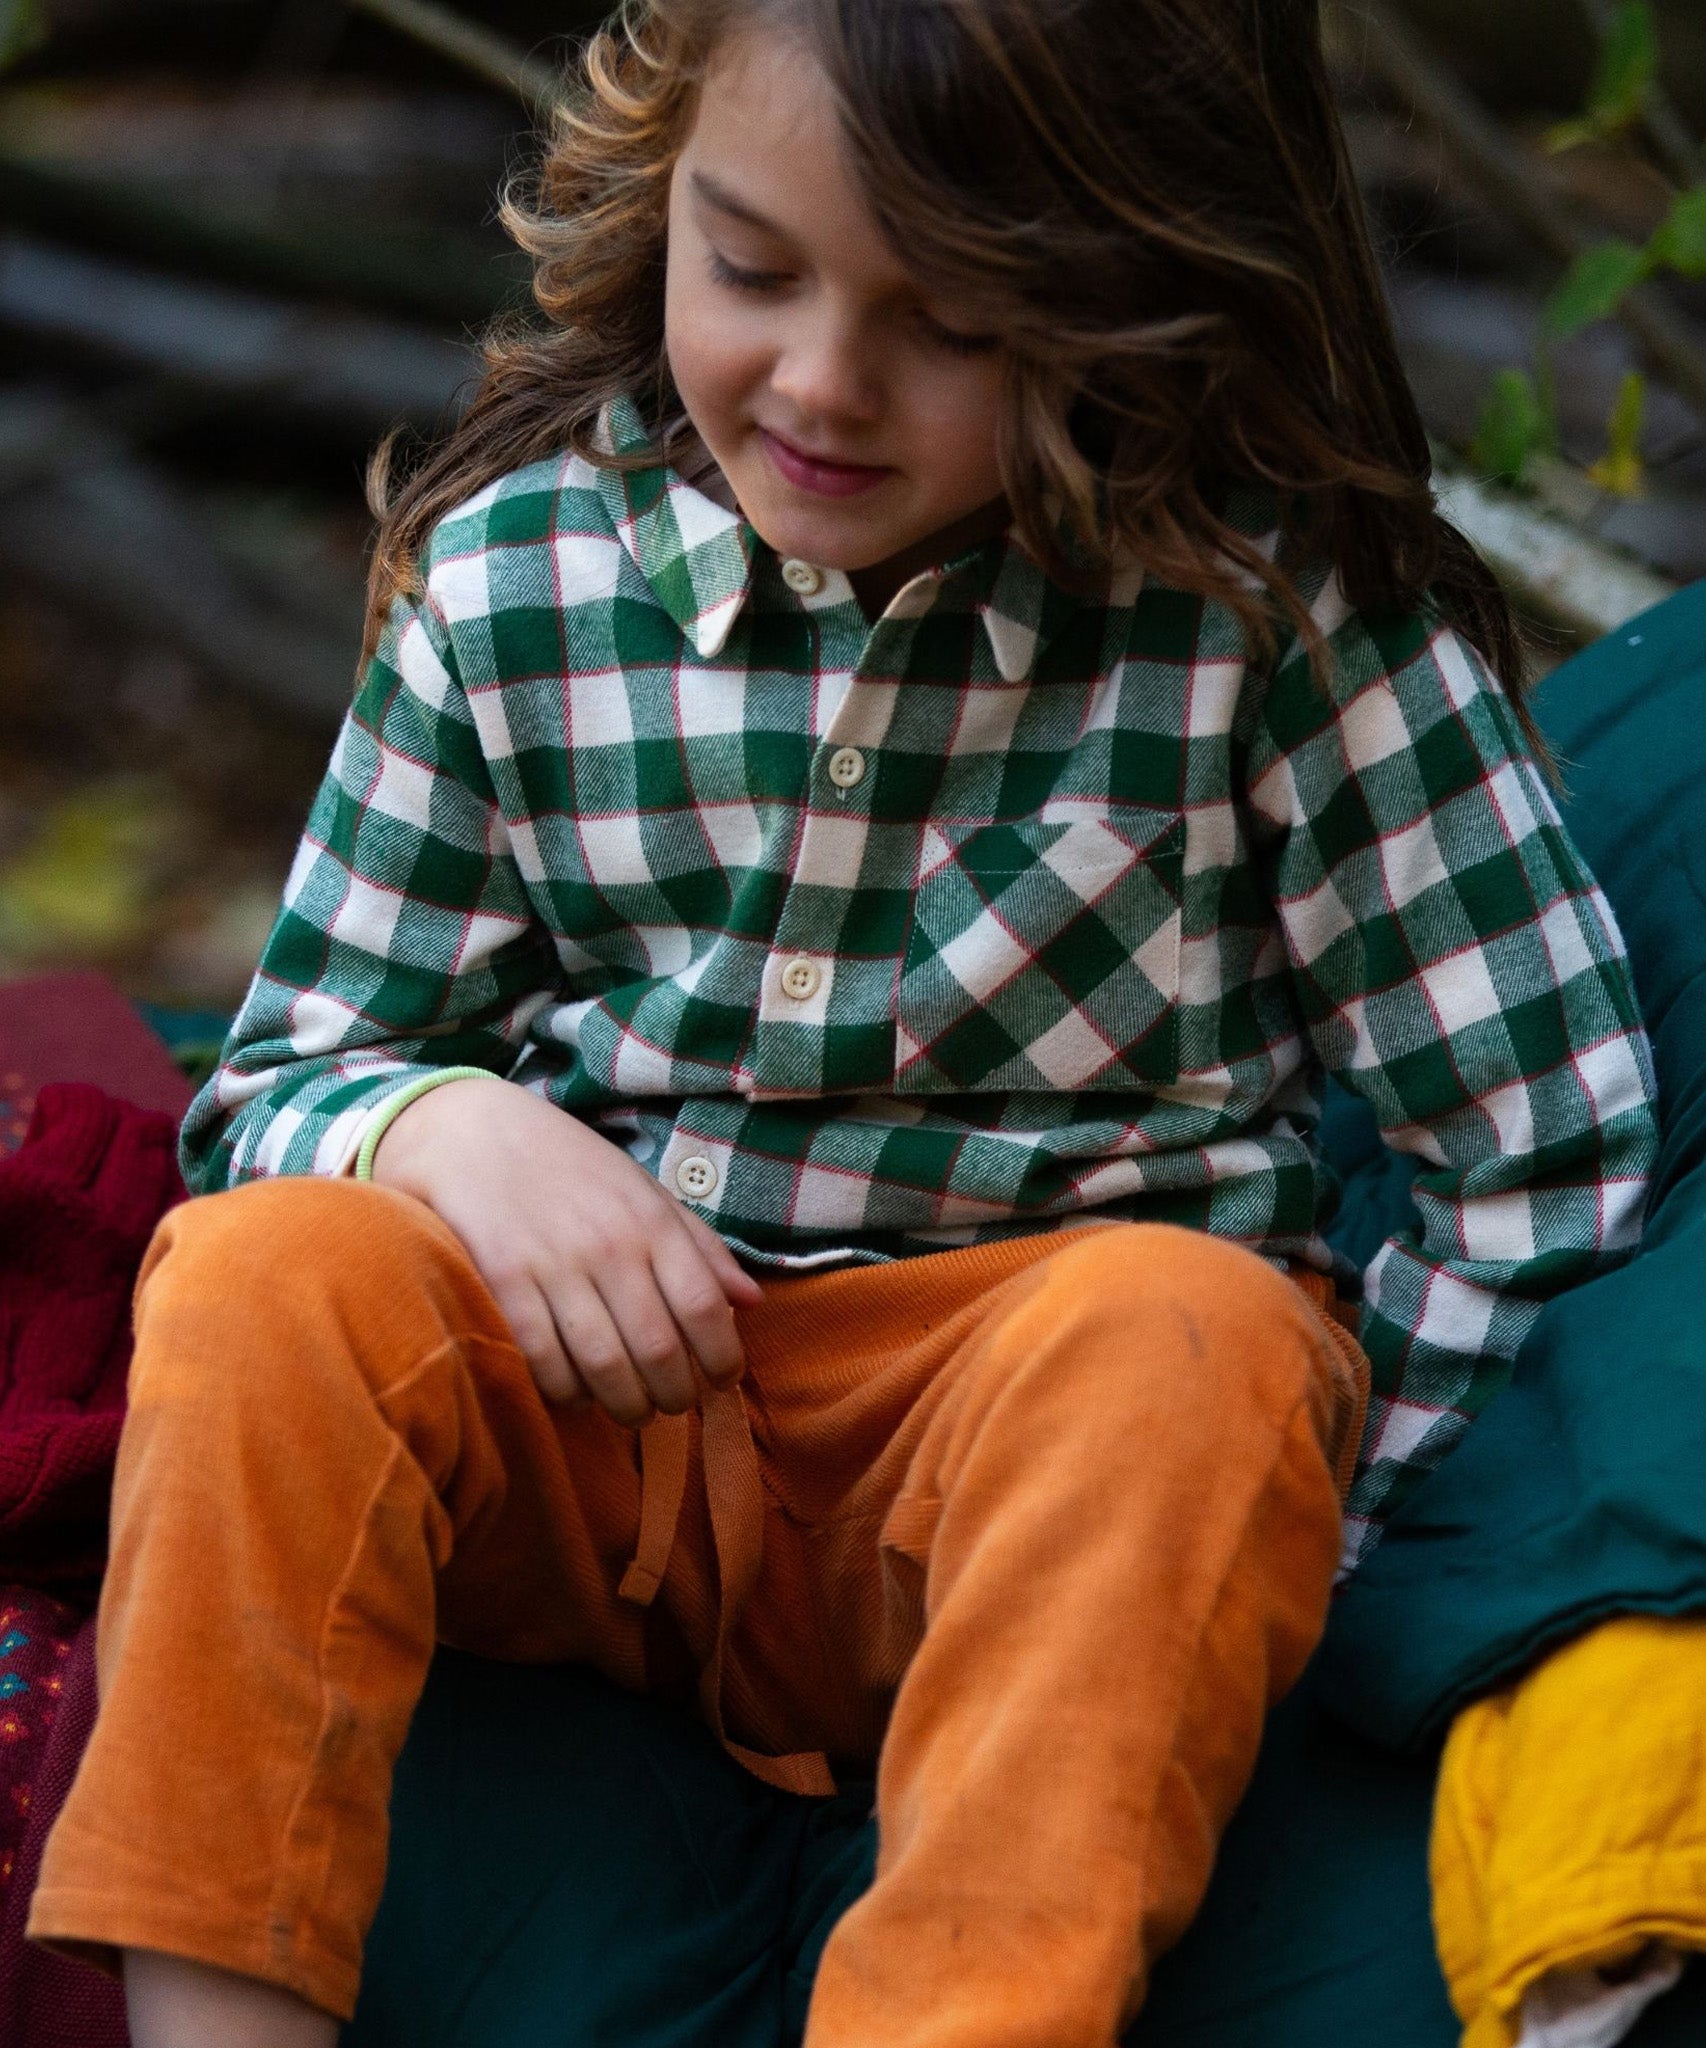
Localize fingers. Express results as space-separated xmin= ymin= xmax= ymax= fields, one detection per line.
xmin=551 ymin=1267 xmax=666 ymax=1426
xmin=678 ymin=1206 xmax=766 ymax=1306
xmin=496 ymin=1279 xmax=589 ymax=1408
xmin=536 ymin=1221 xmax=750 ymax=1424
xmin=484 ymin=1182 xmax=763 ymax=1428
xmin=651 ymin=1225 xmax=747 ymax=1388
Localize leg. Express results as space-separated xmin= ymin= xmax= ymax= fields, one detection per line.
xmin=27 ymin=1176 xmax=654 ymax=2025
xmin=803 ymin=1226 xmax=1358 ymax=2048
xmin=125 ymin=1950 xmax=337 ymax=2048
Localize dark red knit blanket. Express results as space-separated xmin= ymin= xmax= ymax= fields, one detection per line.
xmin=0 ymin=1082 xmax=187 ymax=2046
xmin=0 ymin=1084 xmax=183 ymax=1594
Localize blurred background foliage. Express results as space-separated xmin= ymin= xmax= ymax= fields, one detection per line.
xmin=0 ymin=0 xmax=1702 ymax=1010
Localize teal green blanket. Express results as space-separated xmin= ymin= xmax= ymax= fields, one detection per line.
xmin=344 ymin=583 xmax=1706 ymax=2047
xmin=1322 ymin=583 xmax=1706 ymax=1749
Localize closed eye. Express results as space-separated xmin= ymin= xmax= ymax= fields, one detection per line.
xmin=708 ymin=249 xmax=793 ymax=293
xmin=917 ymin=310 xmax=1001 ymax=357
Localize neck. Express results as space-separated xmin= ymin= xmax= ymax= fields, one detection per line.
xmin=847 ymin=498 xmax=1012 ymax=621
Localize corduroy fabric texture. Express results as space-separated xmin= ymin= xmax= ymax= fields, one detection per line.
xmin=31 ymin=1175 xmax=1360 ymax=2042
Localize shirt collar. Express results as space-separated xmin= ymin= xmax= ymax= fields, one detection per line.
xmin=594 ymin=397 xmax=757 ymax=660
xmin=592 ymin=396 xmax=1133 ymax=679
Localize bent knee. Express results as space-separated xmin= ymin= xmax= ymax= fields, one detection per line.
xmin=144 ymin=1174 xmax=456 ymax=1290
xmin=134 ymin=1176 xmax=485 ymax=1395
xmin=1042 ymin=1223 xmax=1307 ymax=1332
xmin=1020 ymin=1224 xmax=1336 ymax=1420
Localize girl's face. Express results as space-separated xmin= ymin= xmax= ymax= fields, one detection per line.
xmin=664 ymin=27 xmax=1010 ymax=585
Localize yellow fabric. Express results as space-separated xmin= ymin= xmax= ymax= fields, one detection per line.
xmin=1432 ymin=1615 xmax=1706 ymax=2048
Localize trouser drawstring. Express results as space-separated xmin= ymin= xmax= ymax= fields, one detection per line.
xmin=620 ymin=1384 xmax=836 ymax=1797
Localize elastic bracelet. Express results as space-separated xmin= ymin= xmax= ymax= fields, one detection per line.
xmin=353 ymin=1067 xmax=502 ymax=1182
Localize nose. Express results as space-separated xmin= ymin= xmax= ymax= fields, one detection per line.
xmin=769 ymin=303 xmax=884 ymax=428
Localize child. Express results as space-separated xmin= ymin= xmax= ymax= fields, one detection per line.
xmin=30 ymin=0 xmax=1659 ymax=2042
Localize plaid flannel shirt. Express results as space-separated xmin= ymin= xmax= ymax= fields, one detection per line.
xmin=183 ymin=400 xmax=1658 ymax=1559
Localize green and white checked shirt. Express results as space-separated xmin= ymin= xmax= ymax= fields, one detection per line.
xmin=183 ymin=400 xmax=1659 ymax=1558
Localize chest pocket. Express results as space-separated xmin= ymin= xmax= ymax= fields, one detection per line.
xmin=894 ymin=810 xmax=1184 ymax=1094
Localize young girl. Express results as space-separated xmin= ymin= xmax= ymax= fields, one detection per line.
xmin=30 ymin=0 xmax=1658 ymax=2042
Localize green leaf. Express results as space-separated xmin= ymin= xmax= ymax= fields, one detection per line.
xmin=1588 ymin=370 xmax=1647 ymax=497
xmin=1542 ymin=240 xmax=1651 ymax=338
xmin=1587 ymin=0 xmax=1659 ymax=130
xmin=1544 ymin=117 xmax=1600 ymax=155
xmin=0 ymin=0 xmax=45 ymax=71
xmin=1473 ymin=369 xmax=1548 ymax=486
xmin=1546 ymin=1 xmax=1660 ymax=150
xmin=1649 ymin=188 xmax=1706 ymax=279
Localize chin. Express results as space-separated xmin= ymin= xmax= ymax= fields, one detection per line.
xmin=746 ymin=512 xmax=891 ymax=572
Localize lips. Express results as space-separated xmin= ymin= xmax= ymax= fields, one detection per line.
xmin=758 ymin=428 xmax=894 ymax=499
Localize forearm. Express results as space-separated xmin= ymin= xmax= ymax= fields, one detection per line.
xmin=183 ymin=589 xmax=555 ymax=1197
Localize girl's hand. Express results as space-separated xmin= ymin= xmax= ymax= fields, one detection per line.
xmin=368 ymin=1077 xmax=763 ymax=1425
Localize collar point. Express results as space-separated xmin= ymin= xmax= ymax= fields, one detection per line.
xmin=980 ymin=606 xmax=1041 ymax=685
xmin=690 ymin=598 xmax=744 ymax=661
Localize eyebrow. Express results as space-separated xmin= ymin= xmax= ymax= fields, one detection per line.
xmin=689 ymin=171 xmax=789 ymax=239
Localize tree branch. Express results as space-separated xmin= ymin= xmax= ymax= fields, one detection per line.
xmin=1343 ymin=0 xmax=1706 ymax=424
xmin=344 ymin=0 xmax=567 ymax=117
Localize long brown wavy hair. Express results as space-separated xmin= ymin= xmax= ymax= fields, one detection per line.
xmin=366 ymin=0 xmax=1532 ymax=732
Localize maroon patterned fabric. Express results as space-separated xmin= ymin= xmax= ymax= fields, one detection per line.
xmin=0 ymin=1600 xmax=124 ymax=2045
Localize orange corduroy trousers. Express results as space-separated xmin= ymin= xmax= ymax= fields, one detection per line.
xmin=28 ymin=1176 xmax=1367 ymax=2046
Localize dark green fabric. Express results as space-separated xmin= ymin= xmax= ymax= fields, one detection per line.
xmin=345 ymin=1654 xmax=1706 ymax=2048
xmin=343 ymin=1651 xmax=1459 ymax=2048
xmin=344 ymin=1652 xmax=876 ymax=2048
xmin=1319 ymin=580 xmax=1706 ymax=1748
xmin=339 ymin=585 xmax=1706 ymax=2044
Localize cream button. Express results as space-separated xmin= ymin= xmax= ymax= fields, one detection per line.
xmin=827 ymin=746 xmax=866 ymax=789
xmin=780 ymin=956 xmax=822 ymax=1001
xmin=675 ymin=1155 xmax=718 ymax=1200
xmin=781 ymin=559 xmax=824 ymax=597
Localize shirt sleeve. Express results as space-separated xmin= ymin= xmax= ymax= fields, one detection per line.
xmin=179 ymin=588 xmax=560 ymax=1195
xmin=1246 ymin=590 xmax=1660 ymax=1560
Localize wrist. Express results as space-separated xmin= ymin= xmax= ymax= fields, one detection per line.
xmin=361 ymin=1070 xmax=505 ymax=1188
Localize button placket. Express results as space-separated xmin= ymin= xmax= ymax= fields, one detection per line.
xmin=748 ymin=616 xmax=905 ymax=1096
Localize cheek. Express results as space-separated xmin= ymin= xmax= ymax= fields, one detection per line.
xmin=912 ymin=364 xmax=1008 ymax=501
xmin=664 ymin=255 xmax=751 ymax=438
xmin=670 ymin=317 xmax=775 ymax=462
xmin=664 ymin=275 xmax=714 ymax=414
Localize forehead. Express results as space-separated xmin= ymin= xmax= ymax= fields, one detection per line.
xmin=678 ymin=27 xmax=912 ymax=288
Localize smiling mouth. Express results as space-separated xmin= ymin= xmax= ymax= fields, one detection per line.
xmin=758 ymin=429 xmax=895 ymax=499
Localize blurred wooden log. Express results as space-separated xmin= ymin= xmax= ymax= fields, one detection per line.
xmin=0 ymin=235 xmax=476 ymax=437
xmin=1344 ymin=1 xmax=1706 ymax=426
xmin=0 ymin=151 xmax=522 ymax=328
xmin=0 ymin=80 xmax=512 ymax=206
xmin=0 ymin=388 xmax=357 ymax=726
xmin=1433 ymin=452 xmax=1679 ymax=642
